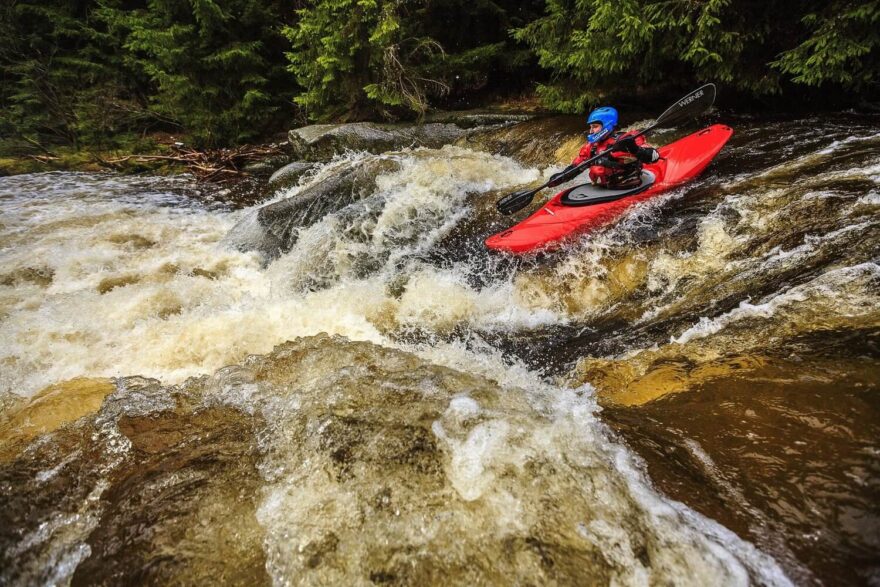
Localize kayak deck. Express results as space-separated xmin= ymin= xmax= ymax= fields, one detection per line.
xmin=485 ymin=124 xmax=733 ymax=254
xmin=561 ymin=170 xmax=656 ymax=206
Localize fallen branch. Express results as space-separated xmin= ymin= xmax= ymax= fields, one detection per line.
xmin=102 ymin=143 xmax=287 ymax=182
xmin=26 ymin=154 xmax=60 ymax=164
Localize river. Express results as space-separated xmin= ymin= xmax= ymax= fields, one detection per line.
xmin=0 ymin=114 xmax=877 ymax=585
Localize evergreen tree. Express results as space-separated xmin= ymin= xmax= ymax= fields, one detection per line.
xmin=285 ymin=0 xmax=437 ymax=121
xmin=412 ymin=0 xmax=543 ymax=104
xmin=2 ymin=0 xmax=878 ymax=156
xmin=103 ymin=0 xmax=298 ymax=147
xmin=514 ymin=0 xmax=878 ymax=112
xmin=773 ymin=0 xmax=879 ymax=90
xmin=0 ymin=0 xmax=137 ymax=152
xmin=284 ymin=0 xmax=543 ymax=121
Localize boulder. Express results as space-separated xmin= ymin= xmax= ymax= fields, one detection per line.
xmin=286 ymin=113 xmax=534 ymax=162
xmin=266 ymin=161 xmax=316 ymax=193
xmin=227 ymin=157 xmax=400 ymax=259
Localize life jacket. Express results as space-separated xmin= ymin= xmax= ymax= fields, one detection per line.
xmin=572 ymin=130 xmax=645 ymax=166
xmin=573 ymin=130 xmax=646 ymax=188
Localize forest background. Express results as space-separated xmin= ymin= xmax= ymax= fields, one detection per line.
xmin=1 ymin=0 xmax=877 ymax=163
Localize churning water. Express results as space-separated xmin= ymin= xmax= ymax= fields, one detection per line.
xmin=0 ymin=115 xmax=877 ymax=585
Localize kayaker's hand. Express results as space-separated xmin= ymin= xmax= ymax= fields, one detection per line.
xmin=593 ymin=155 xmax=613 ymax=167
xmin=636 ymin=147 xmax=660 ymax=163
xmin=615 ymin=136 xmax=640 ymax=154
xmin=547 ymin=164 xmax=577 ymax=187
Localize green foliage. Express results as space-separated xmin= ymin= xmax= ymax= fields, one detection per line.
xmin=413 ymin=0 xmax=543 ymax=100
xmin=2 ymin=0 xmax=878 ymax=157
xmin=1 ymin=0 xmax=298 ymax=152
xmin=285 ymin=0 xmax=544 ymax=121
xmin=772 ymin=0 xmax=879 ymax=90
xmin=514 ymin=0 xmax=877 ymax=112
xmin=516 ymin=0 xmax=773 ymax=111
xmin=285 ymin=0 xmax=440 ymax=121
xmin=103 ymin=0 xmax=298 ymax=147
xmin=0 ymin=0 xmax=140 ymax=152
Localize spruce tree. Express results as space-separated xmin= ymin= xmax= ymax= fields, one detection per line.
xmin=513 ymin=0 xmax=878 ymax=112
xmin=284 ymin=0 xmax=543 ymax=121
xmin=0 ymin=0 xmax=135 ymax=152
xmin=102 ymin=0 xmax=298 ymax=147
xmin=285 ymin=0 xmax=439 ymax=121
xmin=772 ymin=0 xmax=879 ymax=90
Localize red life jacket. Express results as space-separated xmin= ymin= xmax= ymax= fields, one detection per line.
xmin=572 ymin=130 xmax=646 ymax=165
xmin=573 ymin=130 xmax=647 ymax=187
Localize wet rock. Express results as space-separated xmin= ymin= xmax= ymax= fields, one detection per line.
xmin=0 ymin=380 xmax=269 ymax=587
xmin=288 ymin=122 xmax=462 ymax=161
xmin=0 ymin=378 xmax=115 ymax=461
xmin=425 ymin=111 xmax=533 ymax=129
xmin=265 ymin=161 xmax=316 ymax=193
xmin=241 ymin=153 xmax=293 ymax=178
xmin=233 ymin=157 xmax=400 ymax=259
xmin=70 ymin=406 xmax=269 ymax=586
xmin=287 ymin=113 xmax=534 ymax=162
xmin=602 ymin=354 xmax=880 ymax=586
xmin=454 ymin=115 xmax=583 ymax=166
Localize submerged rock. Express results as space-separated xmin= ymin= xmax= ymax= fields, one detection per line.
xmin=0 ymin=378 xmax=115 ymax=461
xmin=602 ymin=352 xmax=880 ymax=586
xmin=0 ymin=335 xmax=787 ymax=586
xmin=454 ymin=115 xmax=583 ymax=166
xmin=0 ymin=377 xmax=268 ymax=586
xmin=288 ymin=122 xmax=462 ymax=161
xmin=424 ymin=111 xmax=533 ymax=129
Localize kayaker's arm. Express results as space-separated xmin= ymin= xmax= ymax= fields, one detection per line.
xmin=615 ymin=135 xmax=660 ymax=163
xmin=636 ymin=147 xmax=660 ymax=163
xmin=547 ymin=146 xmax=623 ymax=188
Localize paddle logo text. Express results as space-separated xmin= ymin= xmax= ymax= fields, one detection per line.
xmin=678 ymin=89 xmax=704 ymax=108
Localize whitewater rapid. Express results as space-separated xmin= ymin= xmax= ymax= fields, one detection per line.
xmin=2 ymin=115 xmax=878 ymax=585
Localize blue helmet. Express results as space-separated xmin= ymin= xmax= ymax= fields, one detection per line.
xmin=587 ymin=106 xmax=618 ymax=143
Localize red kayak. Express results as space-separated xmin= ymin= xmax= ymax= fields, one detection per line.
xmin=485 ymin=124 xmax=733 ymax=254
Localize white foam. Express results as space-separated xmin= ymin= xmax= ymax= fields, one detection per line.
xmin=0 ymin=162 xmax=807 ymax=584
xmin=0 ymin=154 xmax=549 ymax=396
xmin=857 ymin=190 xmax=880 ymax=206
xmin=672 ymin=263 xmax=880 ymax=344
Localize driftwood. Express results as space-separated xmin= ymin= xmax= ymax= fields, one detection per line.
xmin=26 ymin=154 xmax=60 ymax=164
xmin=103 ymin=143 xmax=285 ymax=182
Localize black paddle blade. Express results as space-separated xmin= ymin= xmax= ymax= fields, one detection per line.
xmin=654 ymin=83 xmax=716 ymax=129
xmin=496 ymin=188 xmax=539 ymax=215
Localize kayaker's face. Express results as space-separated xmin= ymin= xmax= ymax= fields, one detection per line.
xmin=589 ymin=122 xmax=603 ymax=135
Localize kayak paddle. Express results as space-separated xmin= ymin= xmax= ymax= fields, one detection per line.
xmin=496 ymin=84 xmax=717 ymax=215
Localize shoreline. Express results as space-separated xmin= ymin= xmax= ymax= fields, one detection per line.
xmin=3 ymin=107 xmax=879 ymax=181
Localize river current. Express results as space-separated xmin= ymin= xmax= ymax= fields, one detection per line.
xmin=0 ymin=115 xmax=877 ymax=585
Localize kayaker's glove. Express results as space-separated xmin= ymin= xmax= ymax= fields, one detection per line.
xmin=548 ymin=164 xmax=577 ymax=187
xmin=615 ymin=137 xmax=640 ymax=154
xmin=593 ymin=155 xmax=614 ymax=167
xmin=636 ymin=147 xmax=660 ymax=163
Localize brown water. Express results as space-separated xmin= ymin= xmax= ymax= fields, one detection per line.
xmin=603 ymin=354 xmax=880 ymax=586
xmin=0 ymin=114 xmax=878 ymax=585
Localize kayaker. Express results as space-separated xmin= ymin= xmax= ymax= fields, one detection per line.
xmin=549 ymin=106 xmax=659 ymax=189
